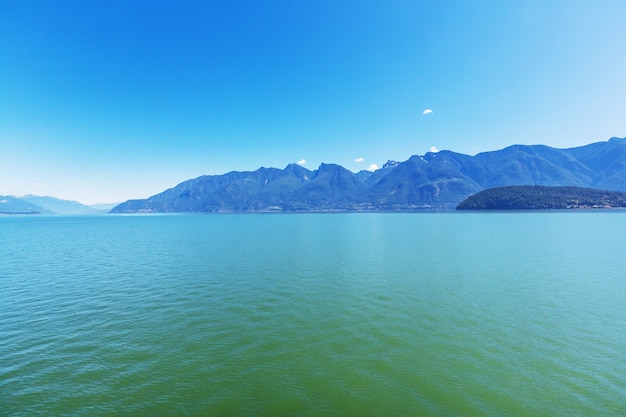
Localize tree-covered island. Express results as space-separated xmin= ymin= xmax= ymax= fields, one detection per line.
xmin=457 ymin=186 xmax=626 ymax=210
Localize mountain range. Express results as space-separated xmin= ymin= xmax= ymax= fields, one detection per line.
xmin=0 ymin=195 xmax=106 ymax=215
xmin=111 ymin=137 xmax=626 ymax=213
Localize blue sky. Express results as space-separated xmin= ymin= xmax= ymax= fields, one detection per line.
xmin=1 ymin=0 xmax=625 ymax=204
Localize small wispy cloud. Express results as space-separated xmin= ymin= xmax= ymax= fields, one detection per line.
xmin=296 ymin=159 xmax=307 ymax=166
xmin=367 ymin=164 xmax=379 ymax=172
xmin=354 ymin=157 xmax=364 ymax=163
xmin=430 ymin=146 xmax=439 ymax=153
xmin=422 ymin=109 xmax=433 ymax=115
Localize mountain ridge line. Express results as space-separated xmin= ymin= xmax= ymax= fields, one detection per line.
xmin=111 ymin=136 xmax=626 ymax=213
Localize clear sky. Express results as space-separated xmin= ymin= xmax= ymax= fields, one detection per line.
xmin=1 ymin=0 xmax=625 ymax=204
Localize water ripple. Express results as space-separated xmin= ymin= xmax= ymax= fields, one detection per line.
xmin=1 ymin=213 xmax=626 ymax=416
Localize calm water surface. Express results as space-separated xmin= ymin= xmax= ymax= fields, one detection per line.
xmin=1 ymin=212 xmax=625 ymax=416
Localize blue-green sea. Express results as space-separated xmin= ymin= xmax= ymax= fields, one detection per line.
xmin=1 ymin=212 xmax=625 ymax=416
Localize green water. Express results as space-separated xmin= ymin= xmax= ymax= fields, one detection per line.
xmin=1 ymin=213 xmax=625 ymax=416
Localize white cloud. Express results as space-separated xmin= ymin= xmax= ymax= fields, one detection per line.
xmin=430 ymin=146 xmax=439 ymax=153
xmin=354 ymin=157 xmax=364 ymax=163
xmin=422 ymin=109 xmax=433 ymax=115
xmin=296 ymin=159 xmax=307 ymax=166
xmin=367 ymin=164 xmax=379 ymax=172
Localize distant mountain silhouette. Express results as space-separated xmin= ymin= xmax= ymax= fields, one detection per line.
xmin=20 ymin=195 xmax=103 ymax=215
xmin=0 ymin=195 xmax=103 ymax=215
xmin=0 ymin=196 xmax=43 ymax=214
xmin=112 ymin=137 xmax=626 ymax=212
xmin=88 ymin=202 xmax=121 ymax=212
